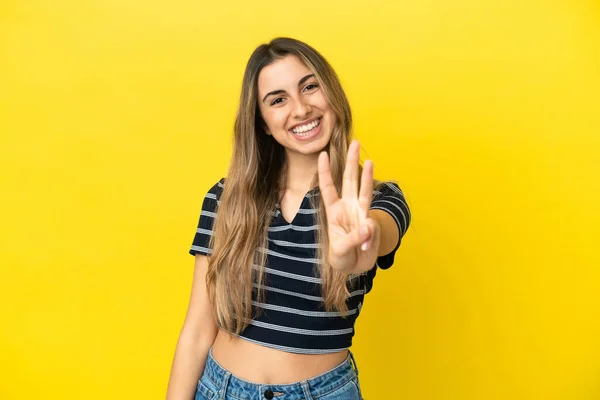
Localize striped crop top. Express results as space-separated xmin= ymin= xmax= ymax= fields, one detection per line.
xmin=189 ymin=178 xmax=410 ymax=354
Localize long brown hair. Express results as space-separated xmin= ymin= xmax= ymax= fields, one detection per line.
xmin=206 ymin=37 xmax=359 ymax=335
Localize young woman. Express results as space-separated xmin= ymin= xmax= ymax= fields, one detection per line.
xmin=166 ymin=37 xmax=410 ymax=400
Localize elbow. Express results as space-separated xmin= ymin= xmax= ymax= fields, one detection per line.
xmin=180 ymin=319 xmax=219 ymax=349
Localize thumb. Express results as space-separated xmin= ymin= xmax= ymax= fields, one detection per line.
xmin=330 ymin=220 xmax=373 ymax=258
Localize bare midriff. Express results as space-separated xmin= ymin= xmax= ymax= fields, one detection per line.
xmin=210 ymin=330 xmax=349 ymax=384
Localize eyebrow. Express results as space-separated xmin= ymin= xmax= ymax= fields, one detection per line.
xmin=261 ymin=73 xmax=316 ymax=103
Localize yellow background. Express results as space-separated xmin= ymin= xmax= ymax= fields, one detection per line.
xmin=1 ymin=0 xmax=599 ymax=399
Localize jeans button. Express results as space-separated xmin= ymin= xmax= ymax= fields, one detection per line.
xmin=264 ymin=389 xmax=274 ymax=399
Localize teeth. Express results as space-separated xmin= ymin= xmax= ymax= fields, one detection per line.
xmin=292 ymin=118 xmax=320 ymax=135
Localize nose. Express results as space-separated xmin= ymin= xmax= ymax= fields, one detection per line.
xmin=292 ymin=98 xmax=312 ymax=119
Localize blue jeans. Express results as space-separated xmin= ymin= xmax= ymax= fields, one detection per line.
xmin=195 ymin=348 xmax=363 ymax=400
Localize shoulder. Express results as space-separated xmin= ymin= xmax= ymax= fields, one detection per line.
xmin=373 ymin=181 xmax=406 ymax=199
xmin=206 ymin=177 xmax=226 ymax=197
xmin=371 ymin=180 xmax=411 ymax=230
xmin=200 ymin=178 xmax=226 ymax=211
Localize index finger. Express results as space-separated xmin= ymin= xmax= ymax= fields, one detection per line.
xmin=318 ymin=151 xmax=339 ymax=208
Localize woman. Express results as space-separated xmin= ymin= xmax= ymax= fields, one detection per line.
xmin=166 ymin=37 xmax=410 ymax=400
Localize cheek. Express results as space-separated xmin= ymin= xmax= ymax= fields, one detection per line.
xmin=264 ymin=110 xmax=288 ymax=130
xmin=258 ymin=108 xmax=273 ymax=130
xmin=314 ymin=94 xmax=333 ymax=114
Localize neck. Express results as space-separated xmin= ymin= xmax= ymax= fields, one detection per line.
xmin=283 ymin=151 xmax=319 ymax=194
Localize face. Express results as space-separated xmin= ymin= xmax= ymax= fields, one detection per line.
xmin=257 ymin=55 xmax=336 ymax=157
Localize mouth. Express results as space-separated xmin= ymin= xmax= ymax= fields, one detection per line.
xmin=289 ymin=117 xmax=322 ymax=138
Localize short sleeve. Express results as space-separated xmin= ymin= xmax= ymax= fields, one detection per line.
xmin=189 ymin=178 xmax=225 ymax=256
xmin=370 ymin=182 xmax=411 ymax=269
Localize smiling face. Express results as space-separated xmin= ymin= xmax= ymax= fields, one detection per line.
xmin=257 ymin=55 xmax=336 ymax=157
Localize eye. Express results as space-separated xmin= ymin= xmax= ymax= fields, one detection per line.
xmin=270 ymin=98 xmax=285 ymax=106
xmin=304 ymin=83 xmax=319 ymax=92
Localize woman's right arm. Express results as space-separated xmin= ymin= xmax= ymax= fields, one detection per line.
xmin=166 ymin=254 xmax=219 ymax=400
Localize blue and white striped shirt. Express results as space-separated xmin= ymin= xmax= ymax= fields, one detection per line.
xmin=190 ymin=178 xmax=410 ymax=354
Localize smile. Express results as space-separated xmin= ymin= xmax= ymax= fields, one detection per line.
xmin=290 ymin=118 xmax=321 ymax=137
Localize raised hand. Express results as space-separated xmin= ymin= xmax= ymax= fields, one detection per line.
xmin=317 ymin=140 xmax=380 ymax=273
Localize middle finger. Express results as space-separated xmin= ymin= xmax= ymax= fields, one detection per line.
xmin=342 ymin=140 xmax=360 ymax=199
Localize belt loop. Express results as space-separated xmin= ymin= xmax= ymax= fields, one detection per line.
xmin=219 ymin=371 xmax=231 ymax=400
xmin=300 ymin=381 xmax=314 ymax=400
xmin=349 ymin=350 xmax=359 ymax=377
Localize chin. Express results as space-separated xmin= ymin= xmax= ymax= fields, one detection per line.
xmin=298 ymin=131 xmax=331 ymax=155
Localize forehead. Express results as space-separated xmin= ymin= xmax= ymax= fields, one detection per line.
xmin=257 ymin=55 xmax=314 ymax=96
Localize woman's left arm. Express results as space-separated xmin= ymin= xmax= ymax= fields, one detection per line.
xmin=368 ymin=209 xmax=400 ymax=257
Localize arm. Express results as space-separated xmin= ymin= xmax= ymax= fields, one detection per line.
xmin=165 ymin=255 xmax=219 ymax=400
xmin=369 ymin=209 xmax=400 ymax=257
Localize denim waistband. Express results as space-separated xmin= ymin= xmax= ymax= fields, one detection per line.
xmin=203 ymin=347 xmax=359 ymax=399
